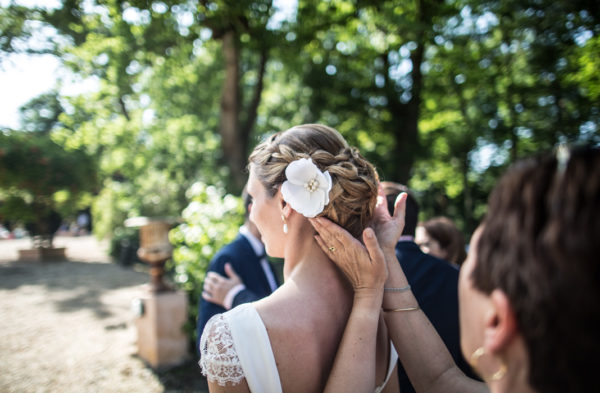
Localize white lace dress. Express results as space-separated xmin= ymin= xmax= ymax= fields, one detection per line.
xmin=199 ymin=303 xmax=398 ymax=393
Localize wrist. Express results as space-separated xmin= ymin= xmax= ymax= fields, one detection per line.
xmin=353 ymin=288 xmax=384 ymax=310
xmin=382 ymin=246 xmax=396 ymax=258
xmin=223 ymin=284 xmax=245 ymax=309
xmin=354 ymin=286 xmax=384 ymax=299
xmin=382 ymin=285 xmax=415 ymax=310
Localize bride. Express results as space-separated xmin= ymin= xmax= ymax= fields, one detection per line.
xmin=199 ymin=124 xmax=399 ymax=393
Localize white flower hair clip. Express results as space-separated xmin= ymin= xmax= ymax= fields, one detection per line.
xmin=281 ymin=157 xmax=333 ymax=218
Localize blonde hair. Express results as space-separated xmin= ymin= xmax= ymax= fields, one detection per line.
xmin=248 ymin=124 xmax=378 ymax=238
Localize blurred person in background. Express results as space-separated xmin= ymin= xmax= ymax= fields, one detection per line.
xmin=197 ymin=187 xmax=280 ymax=352
xmin=416 ymin=216 xmax=467 ymax=267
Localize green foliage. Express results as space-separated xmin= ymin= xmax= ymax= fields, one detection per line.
xmin=169 ymin=182 xmax=244 ymax=345
xmin=0 ymin=130 xmax=96 ymax=234
xmin=1 ymin=0 xmax=598 ymax=272
xmin=570 ymin=35 xmax=600 ymax=101
xmin=405 ymin=0 xmax=600 ymax=232
xmin=0 ymin=0 xmax=598 ymax=348
xmin=18 ymin=91 xmax=64 ymax=133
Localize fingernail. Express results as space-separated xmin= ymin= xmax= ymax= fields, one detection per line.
xmin=365 ymin=228 xmax=374 ymax=238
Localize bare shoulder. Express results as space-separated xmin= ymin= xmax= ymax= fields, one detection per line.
xmin=254 ymin=299 xmax=344 ymax=393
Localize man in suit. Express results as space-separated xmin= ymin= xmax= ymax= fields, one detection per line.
xmin=196 ymin=189 xmax=280 ymax=350
xmin=381 ymin=181 xmax=476 ymax=392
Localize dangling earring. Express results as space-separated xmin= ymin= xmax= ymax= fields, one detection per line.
xmin=469 ymin=347 xmax=507 ymax=381
xmin=281 ymin=215 xmax=288 ymax=234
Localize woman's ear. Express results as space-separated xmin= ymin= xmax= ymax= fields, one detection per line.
xmin=277 ymin=185 xmax=292 ymax=218
xmin=281 ymin=202 xmax=292 ymax=218
xmin=484 ymin=289 xmax=518 ymax=354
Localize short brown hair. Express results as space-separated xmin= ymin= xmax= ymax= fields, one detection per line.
xmin=474 ymin=145 xmax=600 ymax=392
xmin=248 ymin=124 xmax=379 ymax=238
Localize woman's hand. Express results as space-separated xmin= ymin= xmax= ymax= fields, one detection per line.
xmin=371 ymin=187 xmax=407 ymax=254
xmin=310 ymin=218 xmax=387 ymax=294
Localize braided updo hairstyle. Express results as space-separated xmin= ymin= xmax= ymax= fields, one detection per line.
xmin=248 ymin=124 xmax=379 ymax=238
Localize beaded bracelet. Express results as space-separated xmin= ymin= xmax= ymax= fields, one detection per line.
xmin=383 ymin=285 xmax=411 ymax=292
xmin=382 ymin=305 xmax=420 ymax=312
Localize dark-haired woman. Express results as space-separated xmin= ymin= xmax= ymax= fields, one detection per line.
xmin=314 ymin=145 xmax=600 ymax=393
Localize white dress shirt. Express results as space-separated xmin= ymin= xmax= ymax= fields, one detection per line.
xmin=222 ymin=225 xmax=278 ymax=309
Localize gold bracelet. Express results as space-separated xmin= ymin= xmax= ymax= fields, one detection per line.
xmin=384 ymin=285 xmax=411 ymax=292
xmin=382 ymin=305 xmax=420 ymax=312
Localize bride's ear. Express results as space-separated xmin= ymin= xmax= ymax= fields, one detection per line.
xmin=277 ymin=186 xmax=292 ymax=218
xmin=281 ymin=201 xmax=292 ymax=218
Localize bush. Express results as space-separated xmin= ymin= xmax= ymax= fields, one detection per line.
xmin=0 ymin=131 xmax=96 ymax=245
xmin=169 ymin=181 xmax=244 ymax=347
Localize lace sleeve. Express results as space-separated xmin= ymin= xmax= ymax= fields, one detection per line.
xmin=199 ymin=313 xmax=245 ymax=386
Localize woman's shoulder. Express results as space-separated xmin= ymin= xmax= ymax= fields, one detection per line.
xmin=200 ymin=304 xmax=284 ymax=392
xmin=199 ymin=312 xmax=245 ymax=386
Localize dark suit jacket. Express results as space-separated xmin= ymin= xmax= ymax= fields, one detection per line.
xmin=196 ymin=234 xmax=279 ymax=352
xmin=396 ymin=241 xmax=476 ymax=392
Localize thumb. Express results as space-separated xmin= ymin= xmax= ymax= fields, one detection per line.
xmin=393 ymin=192 xmax=407 ymax=221
xmin=224 ymin=263 xmax=240 ymax=280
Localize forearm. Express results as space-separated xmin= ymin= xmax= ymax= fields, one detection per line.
xmin=324 ymin=290 xmax=383 ymax=393
xmin=383 ymin=250 xmax=487 ymax=393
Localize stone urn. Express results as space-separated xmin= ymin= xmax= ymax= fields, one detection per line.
xmin=124 ymin=217 xmax=180 ymax=292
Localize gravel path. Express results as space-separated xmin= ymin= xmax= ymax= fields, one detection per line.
xmin=0 ymin=236 xmax=208 ymax=393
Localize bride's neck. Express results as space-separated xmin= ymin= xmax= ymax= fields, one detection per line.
xmin=282 ymin=223 xmax=352 ymax=298
xmin=258 ymin=220 xmax=353 ymax=333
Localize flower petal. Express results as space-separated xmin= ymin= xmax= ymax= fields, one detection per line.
xmin=302 ymin=189 xmax=326 ymax=217
xmin=281 ymin=159 xmax=333 ymax=218
xmin=320 ymin=171 xmax=332 ymax=205
xmin=281 ymin=181 xmax=307 ymax=207
xmin=285 ymin=158 xmax=317 ymax=185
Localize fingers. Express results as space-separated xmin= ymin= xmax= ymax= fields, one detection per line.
xmin=202 ymin=271 xmax=224 ymax=295
xmin=309 ymin=217 xmax=336 ymax=239
xmin=202 ymin=273 xmax=216 ymax=300
xmin=363 ymin=228 xmax=384 ymax=265
xmin=202 ymin=273 xmax=215 ymax=300
xmin=309 ymin=217 xmax=346 ymax=251
xmin=313 ymin=234 xmax=331 ymax=256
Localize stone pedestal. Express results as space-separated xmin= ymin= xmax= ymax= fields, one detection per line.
xmin=18 ymin=247 xmax=66 ymax=262
xmin=134 ymin=288 xmax=189 ymax=369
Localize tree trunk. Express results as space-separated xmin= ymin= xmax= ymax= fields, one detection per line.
xmin=391 ymin=43 xmax=424 ymax=184
xmin=390 ymin=0 xmax=433 ymax=184
xmin=219 ymin=30 xmax=246 ymax=191
xmin=218 ymin=32 xmax=269 ymax=193
xmin=240 ymin=47 xmax=268 ymax=167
